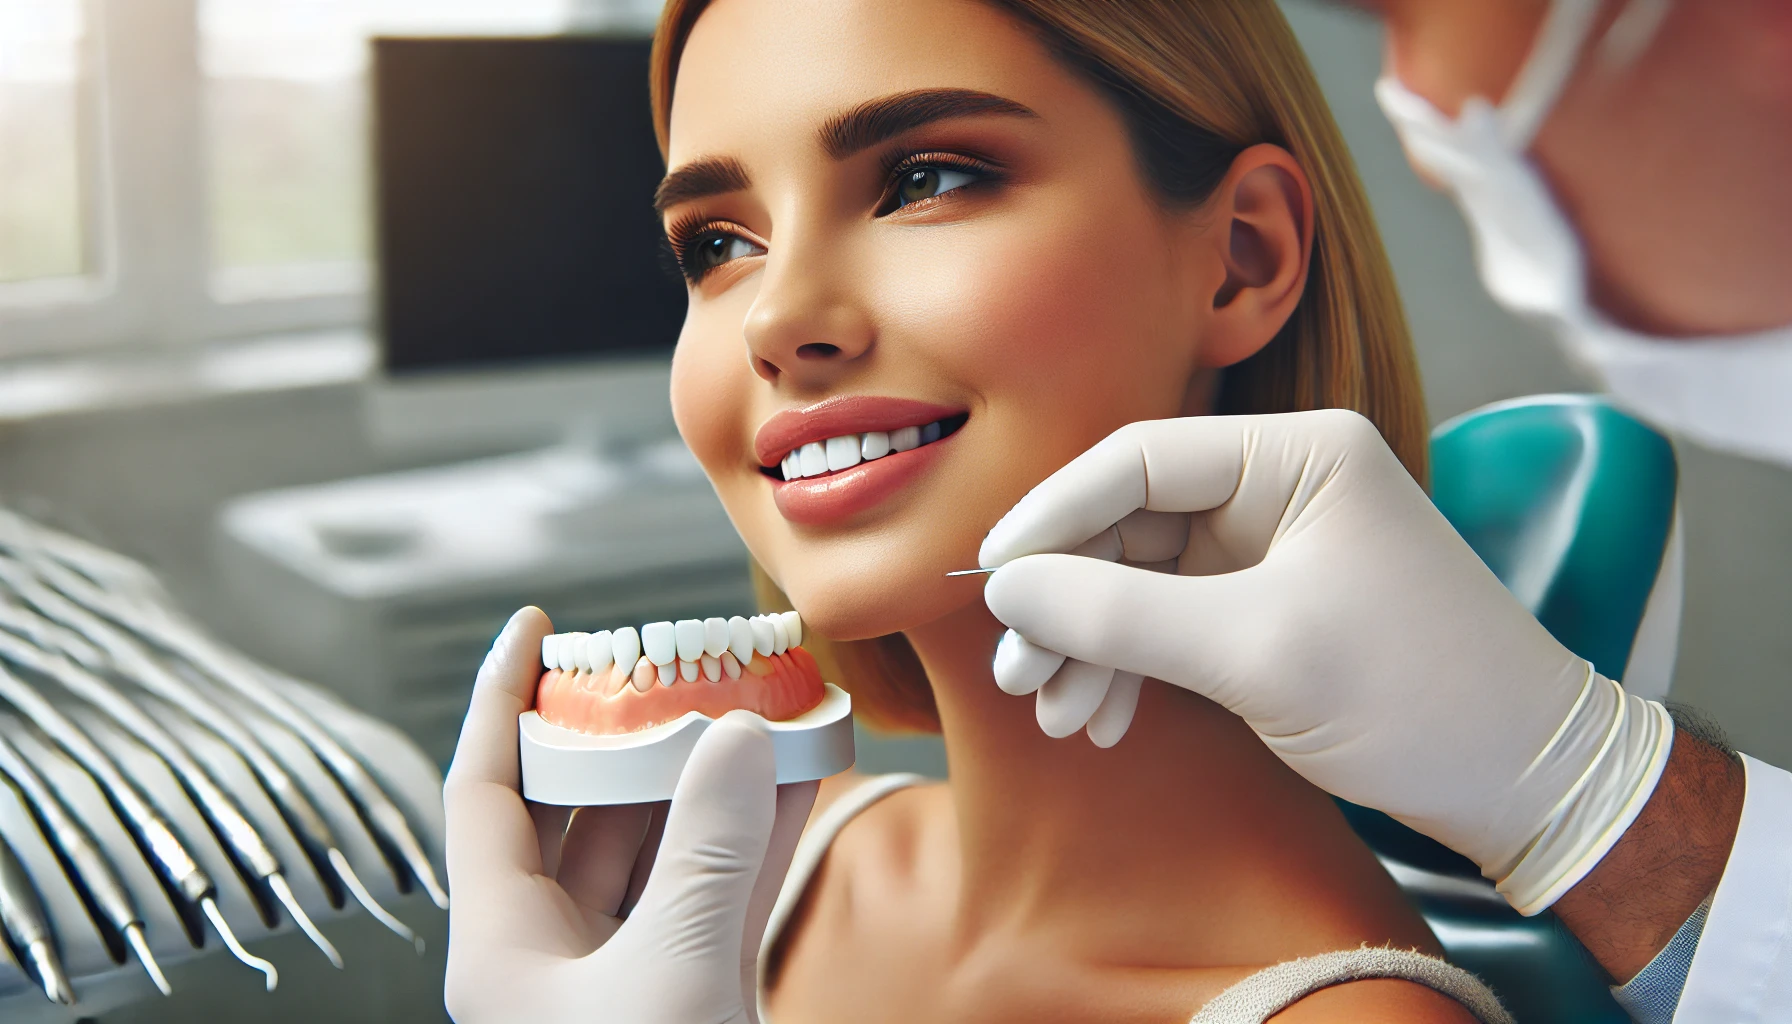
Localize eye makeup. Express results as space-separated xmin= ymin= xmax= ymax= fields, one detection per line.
xmin=664 ymin=210 xmax=766 ymax=284
xmin=663 ymin=147 xmax=1009 ymax=284
xmin=876 ymin=150 xmax=1003 ymax=215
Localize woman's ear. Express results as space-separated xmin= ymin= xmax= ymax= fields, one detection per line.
xmin=1196 ymin=143 xmax=1314 ymax=369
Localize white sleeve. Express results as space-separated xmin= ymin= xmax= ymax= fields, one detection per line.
xmin=1674 ymin=754 xmax=1792 ymax=1022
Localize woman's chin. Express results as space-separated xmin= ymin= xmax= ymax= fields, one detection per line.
xmin=783 ymin=574 xmax=982 ymax=643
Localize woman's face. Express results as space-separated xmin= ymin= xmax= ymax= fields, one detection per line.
xmin=664 ymin=0 xmax=1232 ymax=641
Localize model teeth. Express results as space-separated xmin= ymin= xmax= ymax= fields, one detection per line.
xmin=675 ymin=619 xmax=705 ymax=662
xmin=642 ymin=621 xmax=676 ymax=666
xmin=703 ymin=617 xmax=729 ymax=658
xmin=727 ymin=616 xmax=754 ymax=663
xmin=541 ymin=612 xmax=806 ymax=686
xmin=591 ymin=634 xmax=620 ymax=674
xmin=612 ymin=627 xmax=641 ymax=669
xmin=778 ymin=610 xmax=802 ymax=647
xmin=777 ymin=417 xmax=961 ymax=481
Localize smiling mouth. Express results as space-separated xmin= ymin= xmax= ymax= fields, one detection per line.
xmin=763 ymin=413 xmax=969 ymax=482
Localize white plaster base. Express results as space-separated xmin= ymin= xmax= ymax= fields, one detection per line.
xmin=518 ymin=683 xmax=854 ymax=805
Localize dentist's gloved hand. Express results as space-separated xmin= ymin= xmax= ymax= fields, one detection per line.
xmin=979 ymin=411 xmax=1672 ymax=914
xmin=443 ymin=607 xmax=816 ymax=1023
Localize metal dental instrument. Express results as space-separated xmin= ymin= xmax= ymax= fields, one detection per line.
xmin=202 ymin=896 xmax=277 ymax=990
xmin=162 ymin=637 xmax=448 ymax=910
xmin=0 ymin=518 xmax=447 ymax=911
xmin=0 ymin=735 xmax=171 ymax=995
xmin=37 ymin=588 xmax=446 ymax=910
xmin=328 ymin=847 xmax=423 ymax=954
xmin=0 ymin=829 xmax=74 ymax=1005
xmin=0 ymin=620 xmax=344 ymax=971
xmin=945 ymin=567 xmax=1000 ymax=577
xmin=0 ymin=662 xmax=275 ymax=990
xmin=0 ymin=567 xmax=423 ymax=955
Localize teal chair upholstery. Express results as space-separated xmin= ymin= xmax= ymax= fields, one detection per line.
xmin=1343 ymin=394 xmax=1681 ymax=1023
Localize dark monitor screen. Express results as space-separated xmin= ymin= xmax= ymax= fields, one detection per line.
xmin=372 ymin=36 xmax=685 ymax=375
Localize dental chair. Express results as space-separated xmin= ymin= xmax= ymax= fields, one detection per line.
xmin=1342 ymin=393 xmax=1681 ymax=1023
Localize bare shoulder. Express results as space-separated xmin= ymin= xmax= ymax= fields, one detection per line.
xmin=764 ymin=774 xmax=953 ymax=1016
xmin=1267 ymin=979 xmax=1486 ymax=1024
xmin=803 ymin=773 xmax=949 ymax=906
xmin=804 ymin=771 xmax=942 ymax=844
xmin=806 ymin=769 xmax=873 ymax=821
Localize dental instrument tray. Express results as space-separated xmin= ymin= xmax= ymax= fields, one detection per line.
xmin=518 ymin=614 xmax=855 ymax=805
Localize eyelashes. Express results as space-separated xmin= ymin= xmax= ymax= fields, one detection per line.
xmin=663 ymin=150 xmax=1003 ymax=285
xmin=664 ymin=211 xmax=765 ymax=285
xmin=877 ymin=151 xmax=999 ymax=214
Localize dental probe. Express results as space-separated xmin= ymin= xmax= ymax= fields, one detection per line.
xmin=64 ymin=596 xmax=447 ymax=910
xmin=945 ymin=567 xmax=1000 ymax=577
xmin=0 ymin=628 xmax=344 ymax=971
xmin=0 ymin=512 xmax=160 ymax=602
xmin=0 ymin=566 xmax=347 ymax=881
xmin=0 ymin=581 xmax=423 ymax=954
xmin=0 ymin=829 xmax=74 ymax=1005
xmin=0 ymin=663 xmax=276 ymax=990
xmin=0 ymin=738 xmax=171 ymax=995
xmin=6 ymin=549 xmax=447 ymax=910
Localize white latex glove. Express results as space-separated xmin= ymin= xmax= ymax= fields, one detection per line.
xmin=979 ymin=411 xmax=1672 ymax=914
xmin=443 ymin=607 xmax=816 ymax=1023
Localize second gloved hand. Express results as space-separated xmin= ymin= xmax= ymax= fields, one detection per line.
xmin=443 ymin=608 xmax=816 ymax=1023
xmin=978 ymin=410 xmax=1672 ymax=914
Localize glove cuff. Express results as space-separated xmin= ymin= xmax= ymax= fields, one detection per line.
xmin=1494 ymin=672 xmax=1674 ymax=916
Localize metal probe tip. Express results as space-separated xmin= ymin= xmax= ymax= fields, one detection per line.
xmin=329 ymin=848 xmax=425 ymax=954
xmin=407 ymin=851 xmax=449 ymax=910
xmin=945 ymin=567 xmax=999 ymax=577
xmin=25 ymin=938 xmax=74 ymax=1005
xmin=202 ymin=897 xmax=278 ymax=992
xmin=267 ymin=873 xmax=343 ymax=969
xmin=124 ymin=923 xmax=172 ymax=996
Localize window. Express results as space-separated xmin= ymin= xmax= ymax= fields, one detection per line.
xmin=0 ymin=1 xmax=90 ymax=290
xmin=0 ymin=0 xmax=661 ymax=358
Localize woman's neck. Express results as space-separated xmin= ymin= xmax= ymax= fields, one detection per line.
xmin=901 ymin=601 xmax=1419 ymax=966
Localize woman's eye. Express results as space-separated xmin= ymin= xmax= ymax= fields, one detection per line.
xmin=893 ymin=166 xmax=978 ymax=209
xmin=685 ymin=232 xmax=763 ymax=279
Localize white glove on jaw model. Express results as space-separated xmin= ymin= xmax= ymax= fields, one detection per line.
xmin=978 ymin=411 xmax=1672 ymax=914
xmin=443 ymin=607 xmax=816 ymax=1024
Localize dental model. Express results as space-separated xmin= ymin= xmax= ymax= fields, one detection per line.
xmin=535 ymin=612 xmax=820 ymax=734
xmin=518 ymin=612 xmax=854 ymax=805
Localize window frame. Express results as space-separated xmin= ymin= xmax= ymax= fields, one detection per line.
xmin=0 ymin=0 xmax=368 ymax=359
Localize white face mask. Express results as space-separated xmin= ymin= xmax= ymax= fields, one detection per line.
xmin=1375 ymin=0 xmax=1792 ymax=468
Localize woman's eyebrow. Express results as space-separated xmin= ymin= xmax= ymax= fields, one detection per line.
xmin=819 ymin=88 xmax=1038 ymax=160
xmin=654 ymin=155 xmax=751 ymax=214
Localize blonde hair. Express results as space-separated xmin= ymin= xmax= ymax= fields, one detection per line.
xmin=652 ymin=0 xmax=1427 ymax=732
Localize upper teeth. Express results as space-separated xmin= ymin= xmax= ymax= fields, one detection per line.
xmin=779 ymin=420 xmax=951 ymax=481
xmin=541 ymin=611 xmax=803 ymax=682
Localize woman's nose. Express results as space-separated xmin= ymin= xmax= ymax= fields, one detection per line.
xmin=741 ymin=250 xmax=874 ymax=386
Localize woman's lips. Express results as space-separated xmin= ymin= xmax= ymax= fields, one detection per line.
xmin=772 ymin=431 xmax=955 ymax=526
xmin=754 ymin=395 xmax=963 ymax=467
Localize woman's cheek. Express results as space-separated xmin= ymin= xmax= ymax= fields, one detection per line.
xmin=881 ymin=204 xmax=1180 ymax=421
xmin=669 ymin=312 xmax=752 ymax=483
